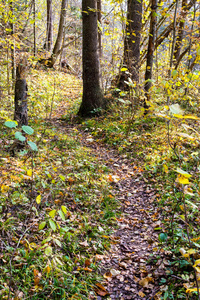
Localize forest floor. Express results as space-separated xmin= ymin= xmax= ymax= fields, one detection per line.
xmin=75 ymin=128 xmax=165 ymax=300
xmin=0 ymin=69 xmax=199 ymax=300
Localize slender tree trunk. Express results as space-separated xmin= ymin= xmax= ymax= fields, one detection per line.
xmin=174 ymin=0 xmax=187 ymax=63
xmin=14 ymin=58 xmax=28 ymax=126
xmin=118 ymin=0 xmax=142 ymax=89
xmin=9 ymin=0 xmax=15 ymax=84
xmin=78 ymin=0 xmax=103 ymax=117
xmin=141 ymin=0 xmax=196 ymax=65
xmin=47 ymin=0 xmax=67 ymax=67
xmin=144 ymin=0 xmax=157 ymax=110
xmin=46 ymin=0 xmax=53 ymax=52
xmin=33 ymin=0 xmax=36 ymax=56
xmin=97 ymin=0 xmax=102 ymax=57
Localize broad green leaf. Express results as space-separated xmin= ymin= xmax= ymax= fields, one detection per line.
xmin=22 ymin=125 xmax=34 ymax=135
xmin=158 ymin=233 xmax=168 ymax=242
xmin=171 ymin=69 xmax=178 ymax=78
xmin=4 ymin=120 xmax=18 ymax=128
xmin=39 ymin=221 xmax=46 ymax=230
xmin=49 ymin=219 xmax=56 ymax=231
xmin=36 ymin=195 xmax=41 ymax=204
xmin=28 ymin=141 xmax=38 ymax=151
xmin=45 ymin=246 xmax=52 ymax=256
xmin=176 ymin=168 xmax=191 ymax=178
xmin=15 ymin=132 xmax=26 ymax=142
xmin=49 ymin=209 xmax=56 ymax=218
xmin=58 ymin=209 xmax=65 ymax=221
xmin=169 ymin=104 xmax=184 ymax=115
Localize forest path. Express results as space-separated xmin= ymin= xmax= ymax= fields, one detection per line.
xmin=55 ymin=120 xmax=165 ymax=300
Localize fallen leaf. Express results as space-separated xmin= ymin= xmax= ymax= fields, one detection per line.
xmin=138 ymin=291 xmax=146 ymax=297
xmin=139 ymin=277 xmax=154 ymax=288
xmin=79 ymin=240 xmax=89 ymax=247
xmin=110 ymin=269 xmax=121 ymax=276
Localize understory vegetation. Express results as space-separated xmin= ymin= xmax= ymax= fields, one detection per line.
xmin=0 ymin=68 xmax=200 ymax=299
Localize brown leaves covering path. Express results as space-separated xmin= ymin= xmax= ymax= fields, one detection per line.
xmin=78 ymin=131 xmax=167 ymax=300
xmin=53 ymin=121 xmax=168 ymax=299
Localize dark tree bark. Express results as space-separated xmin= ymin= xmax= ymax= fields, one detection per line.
xmin=39 ymin=0 xmax=67 ymax=67
xmin=14 ymin=58 xmax=28 ymax=126
xmin=33 ymin=0 xmax=36 ymax=56
xmin=78 ymin=0 xmax=103 ymax=117
xmin=97 ymin=0 xmax=102 ymax=57
xmin=174 ymin=0 xmax=187 ymax=63
xmin=144 ymin=0 xmax=157 ymax=110
xmin=46 ymin=0 xmax=53 ymax=52
xmin=9 ymin=0 xmax=15 ymax=83
xmin=118 ymin=0 xmax=142 ymax=89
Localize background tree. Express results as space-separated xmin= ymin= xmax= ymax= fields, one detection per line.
xmin=144 ymin=0 xmax=157 ymax=110
xmin=78 ymin=0 xmax=104 ymax=117
xmin=40 ymin=0 xmax=67 ymax=67
xmin=118 ymin=0 xmax=142 ymax=89
xmin=46 ymin=0 xmax=53 ymax=52
xmin=14 ymin=57 xmax=28 ymax=126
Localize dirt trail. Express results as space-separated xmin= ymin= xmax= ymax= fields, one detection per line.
xmin=55 ymin=121 xmax=166 ymax=300
xmin=78 ymin=131 xmax=165 ymax=300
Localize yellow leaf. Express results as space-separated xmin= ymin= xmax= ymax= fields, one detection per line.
xmin=163 ymin=164 xmax=168 ymax=173
xmin=194 ymin=266 xmax=200 ymax=273
xmin=183 ymin=115 xmax=200 ymax=120
xmin=187 ymin=249 xmax=196 ymax=254
xmin=138 ymin=291 xmax=146 ymax=297
xmin=176 ymin=168 xmax=191 ymax=178
xmin=186 ymin=288 xmax=198 ymax=293
xmin=193 ymin=259 xmax=200 ymax=267
xmin=44 ymin=265 xmax=51 ymax=274
xmin=49 ymin=209 xmax=56 ymax=218
xmin=61 ymin=205 xmax=67 ymax=214
xmin=173 ymin=114 xmax=184 ymax=118
xmin=1 ymin=185 xmax=9 ymax=193
xmin=36 ymin=195 xmax=41 ymax=204
xmin=179 ymin=205 xmax=184 ymax=211
xmin=27 ymin=169 xmax=32 ymax=177
xmin=177 ymin=175 xmax=189 ymax=184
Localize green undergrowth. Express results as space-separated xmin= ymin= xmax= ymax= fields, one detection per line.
xmin=80 ymin=100 xmax=200 ymax=298
xmin=0 ymin=120 xmax=120 ymax=299
xmin=1 ymin=67 xmax=200 ymax=299
xmin=0 ymin=70 xmax=120 ymax=299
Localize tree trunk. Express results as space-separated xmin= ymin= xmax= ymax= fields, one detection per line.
xmin=10 ymin=0 xmax=15 ymax=83
xmin=144 ymin=0 xmax=157 ymax=110
xmin=33 ymin=0 xmax=36 ymax=56
xmin=174 ymin=0 xmax=187 ymax=63
xmin=48 ymin=0 xmax=67 ymax=67
xmin=118 ymin=0 xmax=142 ymax=89
xmin=78 ymin=0 xmax=103 ymax=117
xmin=97 ymin=0 xmax=102 ymax=57
xmin=141 ymin=0 xmax=196 ymax=65
xmin=14 ymin=58 xmax=28 ymax=126
xmin=46 ymin=0 xmax=53 ymax=52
